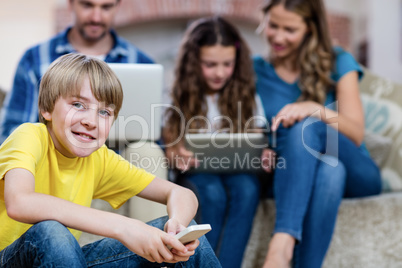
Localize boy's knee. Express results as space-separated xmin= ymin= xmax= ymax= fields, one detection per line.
xmin=29 ymin=221 xmax=67 ymax=235
xmin=27 ymin=220 xmax=78 ymax=249
xmin=146 ymin=215 xmax=170 ymax=230
xmin=33 ymin=220 xmax=66 ymax=231
xmin=20 ymin=221 xmax=85 ymax=265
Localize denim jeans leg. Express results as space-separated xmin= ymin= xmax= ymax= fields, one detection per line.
xmin=293 ymin=157 xmax=346 ymax=268
xmin=83 ymin=216 xmax=221 ymax=268
xmin=182 ymin=173 xmax=227 ymax=251
xmin=217 ymin=173 xmax=260 ymax=268
xmin=273 ymin=120 xmax=328 ymax=240
xmin=337 ymin=133 xmax=382 ymax=197
xmin=274 ymin=118 xmax=381 ymax=267
xmin=0 ymin=220 xmax=86 ymax=268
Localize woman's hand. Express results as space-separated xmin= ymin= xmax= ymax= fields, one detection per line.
xmin=271 ymin=71 xmax=365 ymax=146
xmin=261 ymin=148 xmax=277 ymax=173
xmin=165 ymin=143 xmax=198 ymax=172
xmin=272 ymin=101 xmax=324 ymax=131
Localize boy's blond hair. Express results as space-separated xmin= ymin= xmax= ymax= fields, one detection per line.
xmin=38 ymin=53 xmax=123 ymax=123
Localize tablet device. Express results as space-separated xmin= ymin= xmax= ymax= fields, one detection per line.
xmin=184 ymin=132 xmax=267 ymax=173
xmin=107 ymin=63 xmax=164 ymax=143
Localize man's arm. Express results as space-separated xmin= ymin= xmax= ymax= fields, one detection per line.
xmin=0 ymin=51 xmax=39 ymax=143
xmin=4 ymin=168 xmax=194 ymax=263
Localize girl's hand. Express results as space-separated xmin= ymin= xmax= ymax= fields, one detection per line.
xmin=272 ymin=101 xmax=323 ymax=131
xmin=261 ymin=148 xmax=276 ymax=173
xmin=165 ymin=144 xmax=198 ymax=171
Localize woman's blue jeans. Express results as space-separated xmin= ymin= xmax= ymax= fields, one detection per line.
xmin=181 ymin=172 xmax=260 ymax=268
xmin=269 ymin=119 xmax=382 ymax=268
xmin=0 ymin=216 xmax=222 ymax=268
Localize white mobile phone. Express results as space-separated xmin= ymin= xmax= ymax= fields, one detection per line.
xmin=167 ymin=224 xmax=212 ymax=249
xmin=175 ymin=224 xmax=212 ymax=245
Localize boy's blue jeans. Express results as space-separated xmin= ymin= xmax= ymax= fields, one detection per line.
xmin=0 ymin=216 xmax=222 ymax=268
xmin=270 ymin=119 xmax=382 ymax=268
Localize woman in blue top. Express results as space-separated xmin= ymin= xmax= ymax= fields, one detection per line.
xmin=254 ymin=0 xmax=382 ymax=267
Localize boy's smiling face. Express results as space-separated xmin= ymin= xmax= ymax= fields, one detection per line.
xmin=41 ymin=77 xmax=115 ymax=158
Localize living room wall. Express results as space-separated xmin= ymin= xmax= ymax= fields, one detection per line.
xmin=0 ymin=0 xmax=401 ymax=93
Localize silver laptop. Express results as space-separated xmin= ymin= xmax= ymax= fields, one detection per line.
xmin=107 ymin=63 xmax=163 ymax=144
xmin=184 ymin=133 xmax=268 ymax=173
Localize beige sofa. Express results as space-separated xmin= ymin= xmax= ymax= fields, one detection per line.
xmin=80 ymin=69 xmax=402 ymax=268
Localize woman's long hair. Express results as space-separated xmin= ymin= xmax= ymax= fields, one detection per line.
xmin=262 ymin=0 xmax=335 ymax=104
xmin=165 ymin=16 xmax=256 ymax=141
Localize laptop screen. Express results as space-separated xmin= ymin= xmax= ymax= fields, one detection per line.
xmin=107 ymin=63 xmax=163 ymax=143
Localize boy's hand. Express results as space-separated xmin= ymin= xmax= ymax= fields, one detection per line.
xmin=164 ymin=217 xmax=185 ymax=235
xmin=118 ymin=218 xmax=182 ymax=263
xmin=170 ymin=239 xmax=199 ymax=262
xmin=164 ymin=218 xmax=199 ymax=262
xmin=119 ymin=218 xmax=196 ymax=263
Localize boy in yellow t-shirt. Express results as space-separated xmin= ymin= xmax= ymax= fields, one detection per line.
xmin=0 ymin=53 xmax=221 ymax=267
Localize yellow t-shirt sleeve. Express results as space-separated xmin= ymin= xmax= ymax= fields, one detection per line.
xmin=0 ymin=123 xmax=45 ymax=181
xmin=93 ymin=146 xmax=155 ymax=209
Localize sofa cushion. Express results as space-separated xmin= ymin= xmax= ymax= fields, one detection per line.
xmin=364 ymin=131 xmax=392 ymax=168
xmin=360 ymin=70 xmax=402 ymax=192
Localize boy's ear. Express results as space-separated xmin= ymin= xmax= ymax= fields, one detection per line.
xmin=41 ymin=111 xmax=52 ymax=121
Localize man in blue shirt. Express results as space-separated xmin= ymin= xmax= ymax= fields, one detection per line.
xmin=0 ymin=0 xmax=154 ymax=143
